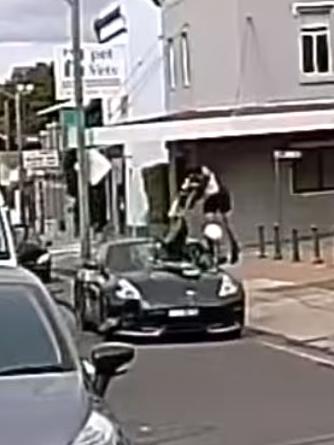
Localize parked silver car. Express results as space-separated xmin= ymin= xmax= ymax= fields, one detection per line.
xmin=0 ymin=266 xmax=135 ymax=445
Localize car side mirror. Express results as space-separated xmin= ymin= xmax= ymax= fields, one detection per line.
xmin=91 ymin=342 xmax=135 ymax=397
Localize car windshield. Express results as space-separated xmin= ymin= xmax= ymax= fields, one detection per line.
xmin=0 ymin=284 xmax=72 ymax=375
xmin=106 ymin=242 xmax=154 ymax=273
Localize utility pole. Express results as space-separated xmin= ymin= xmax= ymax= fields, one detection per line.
xmin=71 ymin=0 xmax=91 ymax=261
xmin=14 ymin=90 xmax=25 ymax=225
xmin=4 ymin=99 xmax=10 ymax=151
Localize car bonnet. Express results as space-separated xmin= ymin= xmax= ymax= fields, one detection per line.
xmin=0 ymin=371 xmax=90 ymax=445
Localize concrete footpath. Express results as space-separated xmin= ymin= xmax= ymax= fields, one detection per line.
xmin=228 ymin=249 xmax=334 ymax=354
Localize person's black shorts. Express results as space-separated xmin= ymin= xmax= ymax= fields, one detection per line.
xmin=203 ymin=188 xmax=231 ymax=215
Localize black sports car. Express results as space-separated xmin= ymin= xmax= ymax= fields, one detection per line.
xmin=13 ymin=225 xmax=52 ymax=283
xmin=74 ymin=238 xmax=245 ymax=340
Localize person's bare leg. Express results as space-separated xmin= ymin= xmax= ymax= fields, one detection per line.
xmin=221 ymin=215 xmax=240 ymax=264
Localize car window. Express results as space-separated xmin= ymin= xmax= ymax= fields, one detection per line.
xmin=0 ymin=285 xmax=63 ymax=373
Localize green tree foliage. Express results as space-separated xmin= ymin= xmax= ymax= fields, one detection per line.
xmin=0 ymin=62 xmax=55 ymax=148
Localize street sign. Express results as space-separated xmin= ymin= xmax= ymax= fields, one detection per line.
xmin=94 ymin=2 xmax=127 ymax=44
xmin=274 ymin=150 xmax=302 ymax=160
xmin=75 ymin=149 xmax=111 ymax=186
xmin=23 ymin=150 xmax=60 ymax=171
xmin=53 ymin=43 xmax=126 ymax=101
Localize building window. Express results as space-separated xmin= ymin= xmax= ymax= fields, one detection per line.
xmin=293 ymin=2 xmax=334 ymax=81
xmin=300 ymin=25 xmax=331 ymax=74
xmin=167 ymin=38 xmax=177 ymax=90
xmin=180 ymin=31 xmax=191 ymax=87
xmin=292 ymin=148 xmax=334 ymax=193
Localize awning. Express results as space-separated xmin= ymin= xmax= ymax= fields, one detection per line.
xmin=86 ymin=102 xmax=334 ymax=146
xmin=37 ymin=98 xmax=92 ymax=116
xmin=37 ymin=101 xmax=74 ymax=116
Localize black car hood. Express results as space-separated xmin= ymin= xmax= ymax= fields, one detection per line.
xmin=0 ymin=372 xmax=90 ymax=445
xmin=117 ymin=268 xmax=227 ymax=307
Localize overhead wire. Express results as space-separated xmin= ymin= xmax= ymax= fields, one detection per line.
xmin=104 ymin=25 xmax=185 ymax=123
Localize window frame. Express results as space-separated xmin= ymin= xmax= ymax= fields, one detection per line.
xmin=299 ymin=22 xmax=333 ymax=75
xmin=180 ymin=30 xmax=191 ymax=88
xmin=167 ymin=38 xmax=177 ymax=91
xmin=293 ymin=1 xmax=334 ymax=83
xmin=291 ymin=148 xmax=334 ymax=194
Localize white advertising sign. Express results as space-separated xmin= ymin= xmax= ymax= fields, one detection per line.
xmin=23 ymin=150 xmax=60 ymax=171
xmin=54 ymin=43 xmax=126 ymax=100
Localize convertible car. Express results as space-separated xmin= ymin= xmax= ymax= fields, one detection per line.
xmin=74 ymin=237 xmax=245 ymax=340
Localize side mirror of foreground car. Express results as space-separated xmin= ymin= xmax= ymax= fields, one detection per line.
xmin=91 ymin=342 xmax=135 ymax=397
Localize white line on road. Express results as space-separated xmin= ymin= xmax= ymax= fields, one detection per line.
xmin=269 ymin=431 xmax=334 ymax=445
xmin=261 ymin=340 xmax=334 ymax=369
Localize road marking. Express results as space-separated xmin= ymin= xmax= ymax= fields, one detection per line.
xmin=261 ymin=340 xmax=334 ymax=369
xmin=270 ymin=431 xmax=334 ymax=445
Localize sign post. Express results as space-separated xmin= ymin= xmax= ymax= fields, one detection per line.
xmin=273 ymin=150 xmax=303 ymax=239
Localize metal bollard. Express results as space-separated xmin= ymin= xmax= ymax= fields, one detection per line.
xmin=273 ymin=223 xmax=283 ymax=260
xmin=291 ymin=228 xmax=300 ymax=263
xmin=258 ymin=225 xmax=267 ymax=259
xmin=311 ymin=225 xmax=324 ymax=264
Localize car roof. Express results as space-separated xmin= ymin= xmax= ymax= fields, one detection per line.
xmin=0 ymin=266 xmax=41 ymax=287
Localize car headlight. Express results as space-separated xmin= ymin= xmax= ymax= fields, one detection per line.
xmin=72 ymin=411 xmax=119 ymax=445
xmin=218 ymin=274 xmax=238 ymax=297
xmin=114 ymin=279 xmax=151 ymax=309
xmin=115 ymin=279 xmax=142 ymax=301
xmin=36 ymin=253 xmax=51 ymax=265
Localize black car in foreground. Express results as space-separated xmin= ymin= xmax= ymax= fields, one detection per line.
xmin=0 ymin=267 xmax=134 ymax=445
xmin=74 ymin=238 xmax=245 ymax=340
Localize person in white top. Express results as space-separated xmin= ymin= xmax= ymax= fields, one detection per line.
xmin=167 ymin=165 xmax=240 ymax=264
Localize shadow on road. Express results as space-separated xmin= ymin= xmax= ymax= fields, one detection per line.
xmin=107 ymin=330 xmax=244 ymax=347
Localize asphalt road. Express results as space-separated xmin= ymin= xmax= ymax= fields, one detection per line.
xmin=50 ymin=268 xmax=334 ymax=445
xmin=103 ymin=339 xmax=334 ymax=445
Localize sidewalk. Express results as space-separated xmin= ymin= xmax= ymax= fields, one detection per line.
xmin=234 ymin=252 xmax=334 ymax=355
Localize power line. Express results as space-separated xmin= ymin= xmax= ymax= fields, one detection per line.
xmin=123 ymin=36 xmax=163 ymax=91
xmin=109 ymin=53 xmax=164 ymax=123
xmin=107 ymin=24 xmax=186 ymax=122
